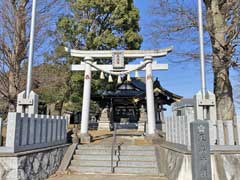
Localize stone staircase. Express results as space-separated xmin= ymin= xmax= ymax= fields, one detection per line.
xmin=68 ymin=144 xmax=160 ymax=175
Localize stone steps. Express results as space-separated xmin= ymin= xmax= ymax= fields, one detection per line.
xmin=77 ymin=145 xmax=154 ymax=151
xmin=115 ymin=167 xmax=159 ymax=175
xmin=75 ymin=149 xmax=155 ymax=156
xmin=69 ymin=166 xmax=159 ymax=175
xmin=69 ymin=166 xmax=111 ymax=173
xmin=73 ymin=154 xmax=156 ymax=161
xmin=71 ymin=159 xmax=157 ymax=167
xmin=71 ymin=159 xmax=118 ymax=167
xmin=69 ymin=144 xmax=159 ymax=175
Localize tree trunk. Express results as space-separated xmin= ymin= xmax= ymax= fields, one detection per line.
xmin=8 ymin=69 xmax=20 ymax=112
xmin=213 ymin=64 xmax=234 ymax=120
xmin=205 ymin=0 xmax=236 ymax=120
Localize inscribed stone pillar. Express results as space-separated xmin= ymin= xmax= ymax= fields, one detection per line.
xmin=190 ymin=120 xmax=212 ymax=180
xmin=145 ymin=56 xmax=156 ymax=135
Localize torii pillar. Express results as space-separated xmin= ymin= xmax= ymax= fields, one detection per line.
xmin=145 ymin=56 xmax=156 ymax=134
xmin=79 ymin=56 xmax=93 ymax=143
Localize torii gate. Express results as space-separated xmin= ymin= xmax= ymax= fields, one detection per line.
xmin=65 ymin=47 xmax=172 ymax=142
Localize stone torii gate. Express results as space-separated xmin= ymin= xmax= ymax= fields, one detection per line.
xmin=66 ymin=47 xmax=172 ymax=143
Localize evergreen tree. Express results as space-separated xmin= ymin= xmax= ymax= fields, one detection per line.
xmin=47 ymin=0 xmax=142 ymax=113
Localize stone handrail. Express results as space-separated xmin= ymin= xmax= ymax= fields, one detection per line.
xmin=5 ymin=112 xmax=67 ymax=153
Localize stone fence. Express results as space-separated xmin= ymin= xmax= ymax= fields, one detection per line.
xmin=165 ymin=115 xmax=240 ymax=149
xmin=2 ymin=112 xmax=67 ymax=153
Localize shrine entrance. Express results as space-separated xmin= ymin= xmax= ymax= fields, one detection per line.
xmin=65 ymin=47 xmax=176 ymax=142
xmin=93 ymin=77 xmax=182 ymax=130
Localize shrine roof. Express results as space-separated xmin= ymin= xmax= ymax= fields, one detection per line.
xmin=153 ymin=78 xmax=182 ymax=102
xmin=94 ymin=78 xmax=182 ymax=105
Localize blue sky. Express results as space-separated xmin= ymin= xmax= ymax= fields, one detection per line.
xmin=133 ymin=0 xmax=212 ymax=98
xmin=133 ymin=0 xmax=239 ymax=113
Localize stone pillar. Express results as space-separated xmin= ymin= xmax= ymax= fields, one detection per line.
xmin=224 ymin=121 xmax=234 ymax=145
xmin=165 ymin=117 xmax=169 ymax=141
xmin=160 ymin=106 xmax=166 ymax=132
xmin=0 ymin=118 xmax=2 ymax=146
xmin=236 ymin=116 xmax=240 ymax=145
xmin=190 ymin=120 xmax=212 ymax=180
xmin=194 ymin=90 xmax=217 ymax=144
xmin=169 ymin=116 xmax=175 ymax=143
xmin=183 ymin=116 xmax=188 ymax=146
xmin=209 ymin=121 xmax=217 ymax=145
xmin=80 ymin=56 xmax=93 ymax=143
xmin=138 ymin=105 xmax=147 ymax=132
xmin=194 ymin=91 xmax=216 ymax=120
xmin=98 ymin=106 xmax=111 ymax=131
xmin=145 ymin=56 xmax=156 ymax=135
xmin=217 ymin=120 xmax=224 ymax=145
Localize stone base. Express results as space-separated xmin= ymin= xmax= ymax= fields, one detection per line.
xmin=157 ymin=144 xmax=240 ymax=180
xmin=79 ymin=134 xmax=92 ymax=144
xmin=138 ymin=122 xmax=145 ymax=132
xmin=98 ymin=121 xmax=111 ymax=131
xmin=0 ymin=145 xmax=68 ymax=180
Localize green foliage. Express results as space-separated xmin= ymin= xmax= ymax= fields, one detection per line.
xmin=57 ymin=0 xmax=142 ymax=50
xmin=44 ymin=0 xmax=143 ymax=113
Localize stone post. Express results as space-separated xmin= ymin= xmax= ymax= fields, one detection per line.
xmin=145 ymin=56 xmax=156 ymax=135
xmin=6 ymin=113 xmax=22 ymax=151
xmin=80 ymin=56 xmax=93 ymax=143
xmin=217 ymin=120 xmax=224 ymax=145
xmin=0 ymin=118 xmax=2 ymax=146
xmin=236 ymin=115 xmax=240 ymax=145
xmin=224 ymin=121 xmax=235 ymax=145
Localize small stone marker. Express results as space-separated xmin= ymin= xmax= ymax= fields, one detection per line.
xmin=190 ymin=120 xmax=212 ymax=180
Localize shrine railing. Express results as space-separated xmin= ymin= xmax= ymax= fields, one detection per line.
xmin=2 ymin=112 xmax=67 ymax=153
xmin=165 ymin=114 xmax=240 ymax=149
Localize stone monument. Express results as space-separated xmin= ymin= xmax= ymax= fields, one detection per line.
xmin=98 ymin=106 xmax=111 ymax=131
xmin=138 ymin=105 xmax=147 ymax=132
xmin=190 ymin=120 xmax=212 ymax=180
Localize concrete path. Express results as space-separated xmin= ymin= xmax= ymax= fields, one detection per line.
xmin=49 ymin=173 xmax=168 ymax=180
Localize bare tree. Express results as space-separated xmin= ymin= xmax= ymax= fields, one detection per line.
xmin=0 ymin=0 xmax=65 ymax=112
xmin=150 ymin=0 xmax=240 ymax=120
